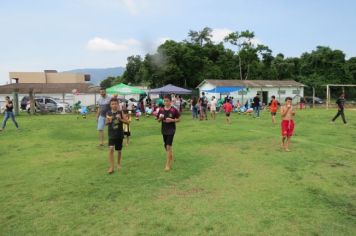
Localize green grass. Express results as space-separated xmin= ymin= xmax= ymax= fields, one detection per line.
xmin=0 ymin=109 xmax=355 ymax=235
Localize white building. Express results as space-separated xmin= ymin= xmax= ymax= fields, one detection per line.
xmin=197 ymin=80 xmax=305 ymax=105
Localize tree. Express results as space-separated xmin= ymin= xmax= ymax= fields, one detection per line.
xmin=100 ymin=76 xmax=115 ymax=89
xmin=224 ymin=30 xmax=255 ymax=80
xmin=187 ymin=27 xmax=213 ymax=46
xmin=122 ymin=55 xmax=144 ymax=85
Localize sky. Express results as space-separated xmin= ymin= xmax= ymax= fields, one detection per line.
xmin=1 ymin=0 xmax=356 ymax=85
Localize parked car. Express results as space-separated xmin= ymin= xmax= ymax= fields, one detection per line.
xmin=26 ymin=99 xmax=57 ymax=113
xmin=304 ymin=96 xmax=324 ymax=104
xmin=35 ymin=96 xmax=71 ymax=112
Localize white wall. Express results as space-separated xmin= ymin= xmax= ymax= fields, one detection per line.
xmin=199 ymin=83 xmax=304 ymax=105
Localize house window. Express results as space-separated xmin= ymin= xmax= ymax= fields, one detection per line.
xmin=292 ymin=90 xmax=300 ymax=95
xmin=278 ymin=90 xmax=286 ymax=95
xmin=238 ymin=91 xmax=247 ymax=95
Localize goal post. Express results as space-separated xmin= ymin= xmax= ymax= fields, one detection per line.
xmin=326 ymin=84 xmax=356 ymax=109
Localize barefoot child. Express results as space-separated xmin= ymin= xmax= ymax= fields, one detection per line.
xmin=269 ymin=95 xmax=280 ymax=124
xmin=123 ymin=111 xmax=132 ymax=146
xmin=222 ymin=99 xmax=233 ymax=124
xmin=157 ymin=95 xmax=180 ymax=171
xmin=280 ymin=97 xmax=295 ymax=152
xmin=106 ymin=98 xmax=129 ymax=174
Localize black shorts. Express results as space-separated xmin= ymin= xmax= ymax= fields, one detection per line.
xmin=225 ymin=112 xmax=231 ymax=117
xmin=271 ymin=112 xmax=277 ymax=116
xmin=108 ymin=138 xmax=123 ymax=151
xmin=163 ymin=134 xmax=174 ymax=147
xmin=124 ymin=131 xmax=131 ymax=137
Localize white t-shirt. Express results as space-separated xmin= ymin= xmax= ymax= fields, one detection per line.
xmin=210 ymin=99 xmax=217 ymax=111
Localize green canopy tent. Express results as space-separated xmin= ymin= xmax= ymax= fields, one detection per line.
xmin=106 ymin=83 xmax=145 ymax=95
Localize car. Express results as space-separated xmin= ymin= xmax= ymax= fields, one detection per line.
xmin=304 ymin=96 xmax=324 ymax=104
xmin=35 ymin=96 xmax=71 ymax=112
xmin=26 ymin=99 xmax=57 ymax=113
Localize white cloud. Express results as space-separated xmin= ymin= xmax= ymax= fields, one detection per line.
xmin=212 ymin=28 xmax=233 ymax=43
xmin=86 ymin=37 xmax=141 ymax=52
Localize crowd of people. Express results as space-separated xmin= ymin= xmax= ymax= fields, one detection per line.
xmin=1 ymin=89 xmax=349 ymax=174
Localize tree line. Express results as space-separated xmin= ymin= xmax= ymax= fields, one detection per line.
xmin=101 ymin=27 xmax=356 ymax=97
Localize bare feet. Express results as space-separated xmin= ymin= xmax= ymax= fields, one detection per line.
xmin=164 ymin=166 xmax=171 ymax=172
xmin=285 ymin=148 xmax=291 ymax=152
xmin=117 ymin=165 xmax=121 ymax=172
xmin=107 ymin=168 xmax=114 ymax=174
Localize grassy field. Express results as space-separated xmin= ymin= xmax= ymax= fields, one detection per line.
xmin=0 ymin=108 xmax=355 ymax=235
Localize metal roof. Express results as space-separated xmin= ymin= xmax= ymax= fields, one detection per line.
xmin=0 ymin=83 xmax=100 ymax=94
xmin=197 ymin=80 xmax=305 ymax=88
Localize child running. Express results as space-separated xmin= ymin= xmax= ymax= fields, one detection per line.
xmin=269 ymin=95 xmax=280 ymax=124
xmin=105 ymin=98 xmax=129 ymax=174
xmin=280 ymin=97 xmax=295 ymax=152
xmin=157 ymin=95 xmax=180 ymax=171
xmin=222 ymin=99 xmax=233 ymax=124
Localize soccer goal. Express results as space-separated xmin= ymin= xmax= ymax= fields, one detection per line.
xmin=326 ymin=84 xmax=356 ymax=109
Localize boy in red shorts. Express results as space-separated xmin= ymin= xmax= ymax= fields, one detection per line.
xmin=280 ymin=97 xmax=295 ymax=152
xmin=222 ymin=99 xmax=233 ymax=124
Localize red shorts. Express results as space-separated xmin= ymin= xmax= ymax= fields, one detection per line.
xmin=281 ymin=120 xmax=295 ymax=137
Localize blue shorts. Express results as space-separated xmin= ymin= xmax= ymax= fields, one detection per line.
xmin=97 ymin=116 xmax=106 ymax=131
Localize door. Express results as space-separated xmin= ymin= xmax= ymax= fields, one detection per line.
xmin=262 ymin=91 xmax=268 ymax=105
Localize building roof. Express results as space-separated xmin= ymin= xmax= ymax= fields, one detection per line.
xmin=0 ymin=83 xmax=100 ymax=94
xmin=197 ymin=80 xmax=305 ymax=88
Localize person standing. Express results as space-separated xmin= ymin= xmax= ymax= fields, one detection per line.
xmin=106 ymin=98 xmax=129 ymax=174
xmin=191 ymin=96 xmax=198 ymax=119
xmin=210 ymin=96 xmax=217 ymax=120
xmin=269 ymin=95 xmax=280 ymax=124
xmin=123 ymin=111 xmax=132 ymax=146
xmin=0 ymin=96 xmax=19 ymax=131
xmin=200 ymin=92 xmax=208 ymax=120
xmin=96 ymin=89 xmax=111 ymax=147
xmin=331 ymin=93 xmax=347 ymax=125
xmin=253 ymin=93 xmax=261 ymax=118
xmin=281 ymin=97 xmax=296 ymax=152
xmin=157 ymin=95 xmax=180 ymax=171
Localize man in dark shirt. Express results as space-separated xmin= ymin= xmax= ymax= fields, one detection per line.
xmin=253 ymin=93 xmax=261 ymax=118
xmin=200 ymin=92 xmax=208 ymax=120
xmin=331 ymin=93 xmax=347 ymax=124
xmin=157 ymin=95 xmax=180 ymax=171
xmin=1 ymin=96 xmax=19 ymax=131
xmin=105 ymin=98 xmax=129 ymax=174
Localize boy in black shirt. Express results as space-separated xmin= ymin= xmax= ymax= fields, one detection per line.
xmin=331 ymin=93 xmax=347 ymax=124
xmin=105 ymin=98 xmax=129 ymax=174
xmin=157 ymin=95 xmax=180 ymax=171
